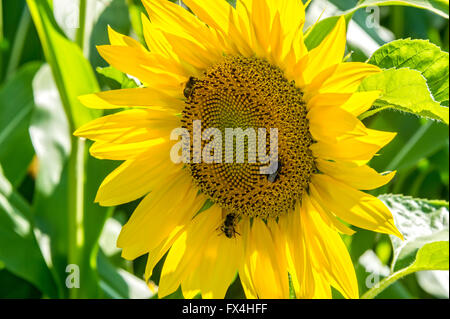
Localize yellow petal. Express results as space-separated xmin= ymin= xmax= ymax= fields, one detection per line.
xmin=305 ymin=62 xmax=381 ymax=98
xmin=89 ymin=138 xmax=166 ymax=160
xmin=341 ymin=91 xmax=381 ymax=116
xmin=158 ymin=204 xmax=221 ymax=297
xmin=309 ymin=195 xmax=356 ymax=236
xmin=97 ymin=45 xmax=186 ymax=89
xmin=95 ymin=142 xmax=180 ymax=206
xmin=279 ymin=205 xmax=315 ymax=298
xmin=118 ymin=173 xmax=206 ymax=261
xmin=311 ymin=174 xmax=404 ymax=239
xmin=239 ymin=219 xmax=290 ymax=298
xmin=182 ymin=0 xmax=233 ymax=36
xmin=78 ymin=88 xmax=185 ymax=111
xmin=311 ymin=129 xmax=396 ymax=164
xmin=296 ymin=16 xmax=347 ymax=85
xmin=144 ymin=224 xmax=186 ymax=281
xmin=306 ymin=92 xmax=353 ymax=111
xmin=301 ymin=195 xmax=359 ymax=299
xmin=107 ymin=25 xmax=143 ymax=49
xmin=142 ymin=0 xmax=224 ymax=65
xmin=308 ymin=105 xmax=368 ymax=142
xmin=180 ymin=206 xmax=245 ymax=299
xmin=141 ymin=13 xmax=173 ymax=56
xmin=74 ymin=109 xmax=178 ymax=143
xmin=317 ymin=158 xmax=396 ymax=190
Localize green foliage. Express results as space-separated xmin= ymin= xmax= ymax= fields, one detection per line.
xmin=368 ymin=39 xmax=449 ymax=106
xmin=358 ymin=68 xmax=449 ymax=123
xmin=0 ymin=63 xmax=39 ymax=186
xmin=380 ymin=195 xmax=448 ymax=271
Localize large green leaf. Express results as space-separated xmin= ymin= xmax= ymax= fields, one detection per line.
xmin=379 ymin=195 xmax=449 ymax=272
xmin=26 ymin=0 xmax=100 ymax=129
xmin=30 ymin=64 xmax=71 ymax=196
xmin=357 ymin=0 xmax=449 ymax=19
xmin=29 ymin=64 xmax=72 ymax=297
xmin=97 ymin=251 xmax=154 ymax=299
xmin=30 ymin=63 xmax=120 ymax=298
xmin=0 ymin=166 xmax=58 ymax=297
xmin=358 ymin=68 xmax=449 ymax=124
xmin=0 ymin=62 xmax=39 ymax=186
xmin=369 ymin=39 xmax=449 ymax=106
xmin=361 ymin=195 xmax=448 ymax=298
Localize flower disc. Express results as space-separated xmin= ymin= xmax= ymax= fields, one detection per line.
xmin=182 ymin=56 xmax=316 ymax=218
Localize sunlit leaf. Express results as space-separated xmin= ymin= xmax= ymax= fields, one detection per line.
xmin=369 ymin=39 xmax=449 ymax=106
xmin=358 ymin=68 xmax=449 ymax=124
xmin=30 ymin=64 xmax=71 ymax=196
xmin=98 ymin=251 xmax=154 ymax=299
xmin=0 ymin=62 xmax=40 ymax=186
xmin=0 ymin=166 xmax=58 ymax=298
xmin=379 ymin=194 xmax=449 ymax=272
xmin=26 ymin=0 xmax=100 ymax=129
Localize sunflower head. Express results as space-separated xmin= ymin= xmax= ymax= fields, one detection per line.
xmin=75 ymin=0 xmax=402 ymax=299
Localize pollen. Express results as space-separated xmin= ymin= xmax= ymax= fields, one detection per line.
xmin=181 ymin=56 xmax=316 ymax=218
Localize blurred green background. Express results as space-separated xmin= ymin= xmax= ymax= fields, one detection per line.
xmin=0 ymin=0 xmax=448 ymax=299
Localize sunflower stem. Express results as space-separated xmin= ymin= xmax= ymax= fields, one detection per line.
xmin=75 ymin=0 xmax=87 ymax=51
xmin=361 ymin=267 xmax=418 ymax=299
xmin=67 ymin=136 xmax=86 ymax=299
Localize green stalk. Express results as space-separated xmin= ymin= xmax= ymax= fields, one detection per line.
xmin=6 ymin=5 xmax=31 ymax=79
xmin=67 ymin=136 xmax=86 ymax=299
xmin=75 ymin=0 xmax=87 ymax=52
xmin=67 ymin=0 xmax=89 ymax=299
xmin=361 ymin=267 xmax=413 ymax=299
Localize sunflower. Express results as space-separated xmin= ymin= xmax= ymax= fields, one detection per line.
xmin=74 ymin=0 xmax=403 ymax=299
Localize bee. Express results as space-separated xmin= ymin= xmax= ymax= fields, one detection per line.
xmin=219 ymin=213 xmax=240 ymax=239
xmin=183 ymin=76 xmax=197 ymax=99
xmin=267 ymin=160 xmax=282 ymax=183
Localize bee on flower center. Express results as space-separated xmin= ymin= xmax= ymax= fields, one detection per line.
xmin=219 ymin=213 xmax=240 ymax=239
xmin=183 ymin=76 xmax=197 ymax=99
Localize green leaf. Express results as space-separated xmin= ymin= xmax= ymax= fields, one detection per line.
xmin=357 ymin=0 xmax=449 ymax=19
xmin=0 ymin=62 xmax=40 ymax=186
xmin=368 ymin=39 xmax=449 ymax=106
xmin=30 ymin=64 xmax=71 ymax=196
xmin=361 ymin=195 xmax=448 ymax=298
xmin=304 ymin=16 xmax=341 ymax=51
xmin=26 ymin=0 xmax=100 ymax=129
xmin=379 ymin=194 xmax=449 ymax=272
xmin=97 ymin=251 xmax=154 ymax=299
xmin=30 ymin=63 xmax=120 ymax=298
xmin=0 ymin=166 xmax=58 ymax=298
xmin=358 ymin=68 xmax=449 ymax=124
xmin=97 ymin=66 xmax=139 ymax=90
xmin=88 ymin=0 xmax=131 ymax=70
xmin=29 ymin=64 xmax=72 ymax=297
xmin=384 ymin=121 xmax=449 ymax=172
xmin=410 ymin=241 xmax=449 ymax=270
